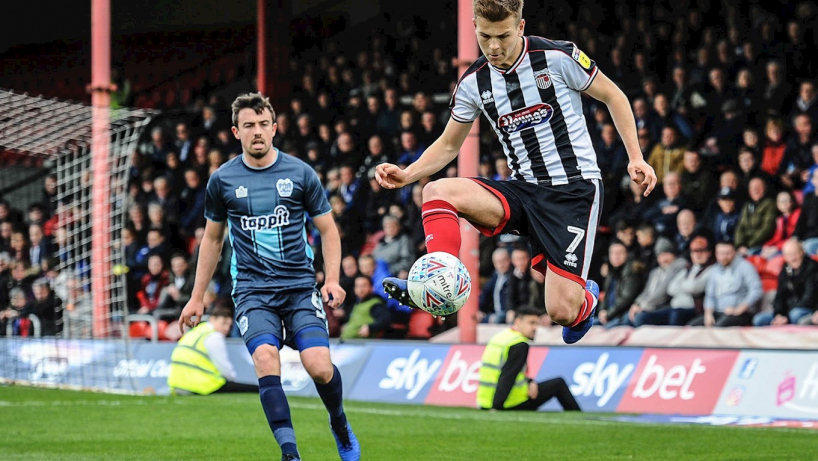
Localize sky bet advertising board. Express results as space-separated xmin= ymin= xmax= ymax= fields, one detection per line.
xmin=348 ymin=344 xmax=451 ymax=404
xmin=534 ymin=347 xmax=643 ymax=412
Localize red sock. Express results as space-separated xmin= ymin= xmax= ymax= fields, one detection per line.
xmin=422 ymin=200 xmax=461 ymax=257
xmin=569 ymin=290 xmax=595 ymax=327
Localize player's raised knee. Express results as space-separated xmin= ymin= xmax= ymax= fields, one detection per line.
xmin=422 ymin=179 xmax=458 ymax=203
xmin=547 ymin=297 xmax=584 ymax=326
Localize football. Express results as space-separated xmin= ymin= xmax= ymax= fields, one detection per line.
xmin=407 ymin=252 xmax=471 ymax=316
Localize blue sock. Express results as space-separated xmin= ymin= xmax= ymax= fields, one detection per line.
xmin=314 ymin=365 xmax=346 ymax=426
xmin=258 ymin=375 xmax=298 ymax=456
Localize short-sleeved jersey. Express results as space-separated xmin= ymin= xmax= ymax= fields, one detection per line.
xmin=204 ymin=151 xmax=331 ymax=294
xmin=450 ymin=36 xmax=602 ymax=186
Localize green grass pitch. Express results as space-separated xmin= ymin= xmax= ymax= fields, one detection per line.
xmin=0 ymin=386 xmax=814 ymax=460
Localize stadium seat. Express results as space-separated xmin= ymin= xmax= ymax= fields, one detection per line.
xmin=407 ymin=310 xmax=437 ymax=339
xmin=360 ymin=231 xmax=384 ymax=255
xmin=128 ymin=321 xmax=152 ymax=340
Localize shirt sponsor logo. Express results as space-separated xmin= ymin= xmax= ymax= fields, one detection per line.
xmin=497 ymin=103 xmax=554 ymax=134
xmin=240 ymin=206 xmax=290 ymax=231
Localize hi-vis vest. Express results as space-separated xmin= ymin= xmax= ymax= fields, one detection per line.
xmin=168 ymin=322 xmax=226 ymax=395
xmin=477 ymin=328 xmax=529 ymax=409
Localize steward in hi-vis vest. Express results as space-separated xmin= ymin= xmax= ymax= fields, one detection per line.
xmin=477 ymin=307 xmax=581 ymax=411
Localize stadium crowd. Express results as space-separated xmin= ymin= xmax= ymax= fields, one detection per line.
xmin=2 ymin=1 xmax=818 ymax=339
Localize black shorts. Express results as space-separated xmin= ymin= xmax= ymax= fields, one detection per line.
xmin=470 ymin=177 xmax=603 ymax=287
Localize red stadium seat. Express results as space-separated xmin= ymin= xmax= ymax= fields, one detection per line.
xmin=129 ymin=321 xmax=151 ymax=339
xmin=407 ymin=310 xmax=437 ymax=339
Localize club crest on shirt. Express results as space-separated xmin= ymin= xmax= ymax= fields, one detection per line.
xmin=235 ymin=186 xmax=248 ymax=198
xmin=276 ymin=178 xmax=293 ymax=197
xmin=571 ymin=45 xmax=592 ymax=70
xmin=534 ymin=68 xmax=552 ymax=89
xmin=481 ymin=90 xmax=494 ymax=105
xmin=498 ymin=103 xmax=554 ymax=133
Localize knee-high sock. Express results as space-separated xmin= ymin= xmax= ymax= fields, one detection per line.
xmin=569 ymin=289 xmax=595 ymax=327
xmin=259 ymin=375 xmax=298 ymax=456
xmin=422 ymin=200 xmax=461 ymax=256
xmin=314 ymin=365 xmax=346 ymax=427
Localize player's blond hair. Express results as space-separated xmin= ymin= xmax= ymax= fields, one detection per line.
xmin=231 ymin=92 xmax=276 ymax=126
xmin=473 ymin=0 xmax=524 ymax=23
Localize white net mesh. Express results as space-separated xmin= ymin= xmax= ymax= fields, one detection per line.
xmin=0 ymin=89 xmax=153 ymax=392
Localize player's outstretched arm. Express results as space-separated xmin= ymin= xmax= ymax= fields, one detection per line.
xmin=179 ymin=219 xmax=226 ymax=333
xmin=312 ymin=212 xmax=345 ymax=309
xmin=584 ymin=71 xmax=657 ymax=197
xmin=375 ymin=118 xmax=473 ymax=189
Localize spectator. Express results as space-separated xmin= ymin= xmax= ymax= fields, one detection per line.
xmin=708 ymin=187 xmax=741 ymax=244
xmin=737 ymin=147 xmax=775 ymax=193
xmin=152 ymin=177 xmax=180 ymax=224
xmin=505 ymin=247 xmax=533 ymax=316
xmin=642 ymin=172 xmax=687 ymax=236
xmin=791 ymin=81 xmax=818 ymax=125
xmin=801 ymin=144 xmax=818 ymax=195
xmin=761 ymin=61 xmax=791 ymax=118
xmin=327 ymin=132 xmax=360 ymax=169
xmin=0 ymin=287 xmax=28 ymax=336
xmin=596 ymin=123 xmax=628 ymax=185
xmin=614 ymin=219 xmax=638 ymax=256
xmin=28 ymin=223 xmax=50 ymax=272
xmin=340 ymin=276 xmax=391 ymax=339
xmin=63 ymin=275 xmax=93 ymax=338
xmin=753 ymin=239 xmax=818 ymax=326
xmin=478 ymin=248 xmax=512 ymax=324
xmin=674 ymin=209 xmax=698 ymax=257
xmin=134 ymin=229 xmax=170 ymax=279
xmin=653 ymin=94 xmax=695 ymax=142
xmin=336 ymin=254 xmax=360 ymax=320
xmin=358 ymin=135 xmax=391 ymax=180
xmin=372 ymin=215 xmax=414 ymax=277
xmin=735 ymin=178 xmax=777 ymax=255
xmin=0 ymin=252 xmax=11 ymax=306
xmin=794 ymin=172 xmax=818 ymax=255
xmin=8 ymin=230 xmax=30 ymax=266
xmin=163 ymin=151 xmax=186 ymax=196
xmin=174 ymin=122 xmax=193 ymax=163
xmin=781 ymin=114 xmax=816 ymax=189
xmin=689 ymin=240 xmax=762 ymax=327
xmin=599 ymin=241 xmax=647 ymax=328
xmin=135 ymin=254 xmax=169 ymax=314
xmin=25 ymin=278 xmax=62 ymax=336
xmin=633 ymin=98 xmax=661 ymax=142
xmin=648 ymin=128 xmax=686 ymax=184
xmin=338 ymin=164 xmax=367 ymax=210
xmin=630 ymin=239 xmax=688 ymax=326
xmin=396 ymin=131 xmax=425 ymax=166
xmin=635 ymin=223 xmax=663 ymax=271
xmin=156 ymin=252 xmax=195 ymax=318
xmin=178 ymin=168 xmax=206 ymax=232
xmin=760 ymin=118 xmax=787 ymax=177
xmin=655 ymin=235 xmax=717 ymax=326
xmin=680 ymin=150 xmax=715 ymax=214
xmin=761 ymin=191 xmax=802 ymax=259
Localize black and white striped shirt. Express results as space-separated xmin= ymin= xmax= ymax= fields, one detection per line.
xmin=450 ymin=36 xmax=602 ymax=185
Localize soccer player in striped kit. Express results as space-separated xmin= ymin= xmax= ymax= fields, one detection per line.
xmin=377 ymin=0 xmax=657 ymax=344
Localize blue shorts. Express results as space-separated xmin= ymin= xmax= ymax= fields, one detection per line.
xmin=233 ymin=287 xmax=329 ymax=354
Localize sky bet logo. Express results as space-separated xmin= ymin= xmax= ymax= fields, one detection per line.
xmin=240 ymin=206 xmax=290 ymax=231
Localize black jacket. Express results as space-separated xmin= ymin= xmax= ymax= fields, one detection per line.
xmin=773 ymin=257 xmax=818 ymax=317
xmin=602 ymin=261 xmax=647 ymax=320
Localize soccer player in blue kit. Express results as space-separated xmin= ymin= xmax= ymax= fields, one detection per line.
xmin=179 ymin=93 xmax=360 ymax=461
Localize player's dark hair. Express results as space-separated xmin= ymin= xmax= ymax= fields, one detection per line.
xmin=209 ymin=305 xmax=233 ymax=319
xmin=473 ymin=0 xmax=523 ymax=22
xmin=514 ymin=306 xmax=542 ymax=320
xmin=231 ymin=92 xmax=276 ymax=127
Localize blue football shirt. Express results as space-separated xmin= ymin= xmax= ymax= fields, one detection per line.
xmin=204 ymin=151 xmax=331 ymax=293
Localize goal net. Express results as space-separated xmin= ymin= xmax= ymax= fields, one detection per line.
xmin=0 ymin=89 xmax=153 ymax=392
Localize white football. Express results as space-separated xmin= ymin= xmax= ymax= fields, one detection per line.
xmin=407 ymin=252 xmax=471 ymax=316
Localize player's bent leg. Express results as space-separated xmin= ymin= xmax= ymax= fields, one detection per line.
xmin=251 ymin=341 xmax=281 ymax=377
xmin=385 ymin=178 xmax=507 ymax=310
xmin=544 ymin=266 xmax=599 ymax=344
